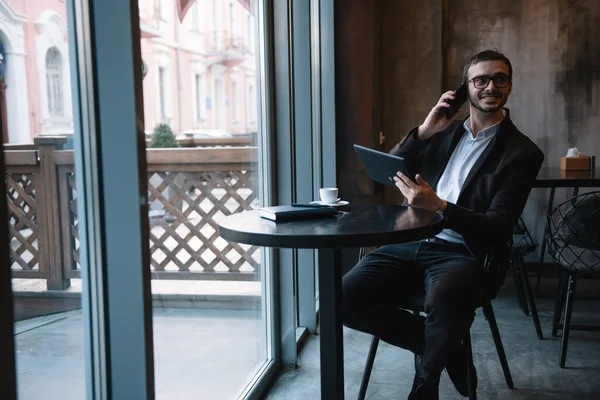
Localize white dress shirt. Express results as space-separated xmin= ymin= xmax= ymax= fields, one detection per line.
xmin=435 ymin=116 xmax=504 ymax=244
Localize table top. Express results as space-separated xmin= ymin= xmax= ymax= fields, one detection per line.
xmin=534 ymin=167 xmax=600 ymax=188
xmin=217 ymin=204 xmax=444 ymax=249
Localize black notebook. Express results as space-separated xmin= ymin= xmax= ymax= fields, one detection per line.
xmin=258 ymin=205 xmax=337 ymax=222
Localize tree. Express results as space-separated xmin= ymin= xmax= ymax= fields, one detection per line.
xmin=148 ymin=123 xmax=180 ymax=148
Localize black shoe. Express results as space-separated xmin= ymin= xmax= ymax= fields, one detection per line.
xmin=444 ymin=343 xmax=476 ymax=397
xmin=408 ymin=355 xmax=440 ymax=400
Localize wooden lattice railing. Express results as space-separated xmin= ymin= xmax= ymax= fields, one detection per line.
xmin=6 ymin=150 xmax=39 ymax=279
xmin=6 ymin=136 xmax=260 ymax=290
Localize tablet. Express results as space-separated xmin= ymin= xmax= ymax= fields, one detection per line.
xmin=353 ymin=144 xmax=416 ymax=186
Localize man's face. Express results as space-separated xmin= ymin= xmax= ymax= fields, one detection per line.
xmin=466 ymin=60 xmax=512 ymax=114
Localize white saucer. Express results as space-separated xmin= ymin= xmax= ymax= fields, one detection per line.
xmin=309 ymin=200 xmax=349 ymax=207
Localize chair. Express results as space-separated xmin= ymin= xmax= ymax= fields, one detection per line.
xmin=545 ymin=191 xmax=600 ymax=367
xmin=356 ymin=245 xmax=514 ymax=400
xmin=510 ymin=217 xmax=543 ymax=338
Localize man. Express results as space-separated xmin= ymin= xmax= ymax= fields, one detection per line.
xmin=342 ymin=50 xmax=544 ymax=399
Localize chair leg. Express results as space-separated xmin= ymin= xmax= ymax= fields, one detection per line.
xmin=559 ymin=274 xmax=577 ymax=368
xmin=482 ymin=300 xmax=514 ymax=389
xmin=552 ymin=269 xmax=568 ymax=337
xmin=511 ymin=254 xmax=529 ymax=316
xmin=516 ymin=254 xmax=543 ymax=339
xmin=357 ymin=336 xmax=380 ymax=400
xmin=464 ymin=332 xmax=477 ymax=400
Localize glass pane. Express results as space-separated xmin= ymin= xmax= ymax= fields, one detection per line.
xmin=141 ymin=0 xmax=271 ymax=398
xmin=3 ymin=1 xmax=85 ymax=398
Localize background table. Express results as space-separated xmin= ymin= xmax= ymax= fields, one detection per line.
xmin=534 ymin=167 xmax=600 ymax=290
xmin=534 ymin=167 xmax=600 ymax=189
xmin=218 ymin=204 xmax=443 ymax=399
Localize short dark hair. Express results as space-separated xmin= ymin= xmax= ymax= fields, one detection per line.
xmin=462 ymin=49 xmax=513 ymax=82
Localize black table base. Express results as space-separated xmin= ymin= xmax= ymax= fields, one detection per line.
xmin=318 ymin=249 xmax=344 ymax=399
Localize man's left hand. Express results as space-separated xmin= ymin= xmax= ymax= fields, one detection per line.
xmin=393 ymin=172 xmax=443 ymax=212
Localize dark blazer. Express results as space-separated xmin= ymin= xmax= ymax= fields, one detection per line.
xmin=389 ymin=109 xmax=545 ymax=263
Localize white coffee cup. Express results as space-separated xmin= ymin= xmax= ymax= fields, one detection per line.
xmin=319 ymin=188 xmax=339 ymax=204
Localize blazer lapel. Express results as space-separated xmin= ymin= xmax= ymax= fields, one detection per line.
xmin=458 ymin=116 xmax=513 ymax=199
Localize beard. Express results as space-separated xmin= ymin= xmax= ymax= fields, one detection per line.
xmin=469 ymin=90 xmax=508 ymax=113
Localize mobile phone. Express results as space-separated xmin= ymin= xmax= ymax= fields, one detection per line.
xmin=444 ymin=81 xmax=468 ymax=119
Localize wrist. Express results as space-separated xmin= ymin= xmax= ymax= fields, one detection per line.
xmin=417 ymin=125 xmax=432 ymax=141
xmin=435 ymin=199 xmax=447 ymax=214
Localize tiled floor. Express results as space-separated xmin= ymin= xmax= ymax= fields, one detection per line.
xmin=267 ymin=281 xmax=600 ymax=400
xmin=15 ymin=307 xmax=266 ymax=400
xmin=14 ymin=279 xmax=600 ymax=399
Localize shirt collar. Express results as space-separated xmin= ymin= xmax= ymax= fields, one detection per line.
xmin=463 ymin=110 xmax=505 ymax=140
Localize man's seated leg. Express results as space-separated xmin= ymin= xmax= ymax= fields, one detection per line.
xmin=418 ymin=241 xmax=485 ymax=398
xmin=342 ymin=242 xmax=426 ymax=354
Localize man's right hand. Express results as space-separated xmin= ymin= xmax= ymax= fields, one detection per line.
xmin=417 ymin=91 xmax=461 ymax=140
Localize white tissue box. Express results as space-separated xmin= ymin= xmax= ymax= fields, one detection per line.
xmin=560 ymin=156 xmax=591 ymax=171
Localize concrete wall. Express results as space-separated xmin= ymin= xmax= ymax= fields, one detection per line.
xmin=336 ymin=0 xmax=600 ymax=252
xmin=444 ymin=0 xmax=600 ymax=167
xmin=334 ymin=0 xmax=379 ymax=205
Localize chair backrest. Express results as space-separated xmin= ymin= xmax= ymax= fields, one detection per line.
xmin=482 ymin=240 xmax=512 ymax=300
xmin=546 ymin=191 xmax=600 ymax=274
xmin=512 ymin=216 xmax=537 ymax=255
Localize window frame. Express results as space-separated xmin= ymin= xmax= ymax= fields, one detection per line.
xmin=46 ymin=47 xmax=65 ymax=117
xmin=69 ymin=0 xmax=155 ymax=397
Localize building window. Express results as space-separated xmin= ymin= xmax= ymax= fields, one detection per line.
xmin=195 ymin=73 xmax=204 ymax=125
xmin=213 ymin=0 xmax=218 ymax=30
xmin=246 ymin=15 xmax=252 ymax=51
xmin=45 ymin=47 xmax=64 ymax=117
xmin=154 ymin=0 xmax=163 ymax=19
xmin=231 ymin=81 xmax=238 ymax=122
xmin=158 ymin=67 xmax=167 ymax=120
xmin=248 ymin=84 xmax=255 ymax=123
xmin=213 ymin=77 xmax=225 ymax=130
xmin=192 ymin=3 xmax=199 ymax=30
xmin=230 ymin=3 xmax=235 ymax=34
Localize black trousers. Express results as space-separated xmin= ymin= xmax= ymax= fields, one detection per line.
xmin=342 ymin=239 xmax=485 ymax=379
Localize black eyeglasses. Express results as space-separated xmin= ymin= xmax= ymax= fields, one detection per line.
xmin=468 ymin=74 xmax=511 ymax=89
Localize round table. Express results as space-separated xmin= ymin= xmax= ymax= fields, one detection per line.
xmin=218 ymin=204 xmax=444 ymax=400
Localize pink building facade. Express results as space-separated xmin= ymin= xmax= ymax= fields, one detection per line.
xmin=0 ymin=0 xmax=72 ymax=143
xmin=0 ymin=0 xmax=257 ymax=143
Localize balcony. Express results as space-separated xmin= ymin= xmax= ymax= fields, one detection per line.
xmin=205 ymin=30 xmax=249 ymax=67
xmin=6 ymin=135 xmax=261 ymax=297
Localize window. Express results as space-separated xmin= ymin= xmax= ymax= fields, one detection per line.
xmin=143 ymin=1 xmax=273 ymax=398
xmin=154 ymin=0 xmax=163 ymax=19
xmin=4 ymin=1 xmax=278 ymax=399
xmin=247 ymin=15 xmax=252 ymax=50
xmin=194 ymin=73 xmax=204 ymax=125
xmin=8 ymin=3 xmax=86 ymax=400
xmin=248 ymin=84 xmax=255 ymax=123
xmin=192 ymin=3 xmax=199 ymax=31
xmin=231 ymin=81 xmax=238 ymax=122
xmin=230 ymin=3 xmax=235 ymax=34
xmin=213 ymin=0 xmax=218 ymax=30
xmin=213 ymin=76 xmax=225 ymax=130
xmin=45 ymin=47 xmax=64 ymax=117
xmin=35 ymin=11 xmax=73 ymax=136
xmin=158 ymin=67 xmax=166 ymax=120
